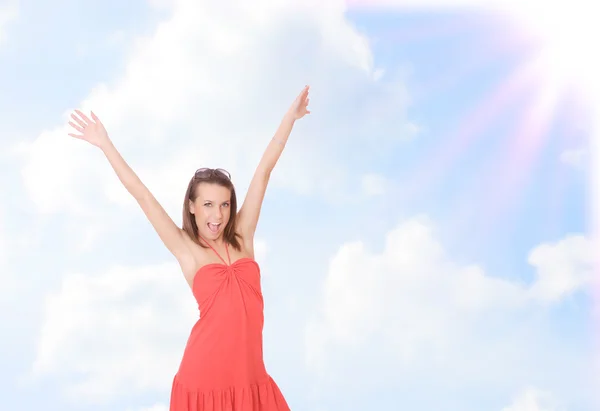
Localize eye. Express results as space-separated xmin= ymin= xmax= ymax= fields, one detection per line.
xmin=204 ymin=202 xmax=212 ymax=207
xmin=222 ymin=202 xmax=230 ymax=208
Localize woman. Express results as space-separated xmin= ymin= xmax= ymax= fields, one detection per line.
xmin=67 ymin=85 xmax=311 ymax=410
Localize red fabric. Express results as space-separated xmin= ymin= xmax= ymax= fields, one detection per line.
xmin=170 ymin=241 xmax=290 ymax=411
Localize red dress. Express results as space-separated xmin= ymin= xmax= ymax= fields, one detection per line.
xmin=169 ymin=239 xmax=290 ymax=411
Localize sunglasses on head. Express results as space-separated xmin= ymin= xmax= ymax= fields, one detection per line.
xmin=194 ymin=168 xmax=232 ymax=180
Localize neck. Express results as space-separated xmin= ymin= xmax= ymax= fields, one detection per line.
xmin=199 ymin=234 xmax=225 ymax=247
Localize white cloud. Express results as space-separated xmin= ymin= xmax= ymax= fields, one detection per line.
xmin=528 ymin=234 xmax=595 ymax=303
xmin=305 ymin=215 xmax=592 ymax=398
xmin=306 ymin=215 xmax=523 ymax=368
xmin=14 ymin=128 xmax=94 ymax=215
xmin=501 ymin=387 xmax=560 ymax=411
xmin=30 ymin=262 xmax=197 ymax=403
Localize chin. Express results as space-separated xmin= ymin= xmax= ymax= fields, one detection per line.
xmin=201 ymin=227 xmax=223 ymax=240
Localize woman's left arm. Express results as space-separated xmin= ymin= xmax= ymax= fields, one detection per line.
xmin=237 ymin=85 xmax=311 ymax=244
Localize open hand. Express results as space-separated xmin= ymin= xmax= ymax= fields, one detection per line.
xmin=287 ymin=85 xmax=311 ymax=120
xmin=68 ymin=110 xmax=110 ymax=149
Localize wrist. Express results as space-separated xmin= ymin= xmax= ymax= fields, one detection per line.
xmin=283 ymin=111 xmax=296 ymax=124
xmin=98 ymin=138 xmax=114 ymax=153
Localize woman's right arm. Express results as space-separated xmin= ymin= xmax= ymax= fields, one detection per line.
xmin=68 ymin=110 xmax=193 ymax=263
xmin=101 ymin=140 xmax=192 ymax=260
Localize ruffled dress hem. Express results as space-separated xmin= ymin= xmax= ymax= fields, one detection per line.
xmin=170 ymin=374 xmax=291 ymax=411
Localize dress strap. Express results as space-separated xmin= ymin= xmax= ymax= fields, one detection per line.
xmin=199 ymin=235 xmax=231 ymax=265
xmin=224 ymin=242 xmax=231 ymax=265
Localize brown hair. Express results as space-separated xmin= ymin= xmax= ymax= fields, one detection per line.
xmin=182 ymin=169 xmax=242 ymax=251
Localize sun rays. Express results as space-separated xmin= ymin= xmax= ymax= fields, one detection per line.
xmin=346 ymin=1 xmax=595 ymax=244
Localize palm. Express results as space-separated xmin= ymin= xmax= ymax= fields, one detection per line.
xmin=68 ymin=110 xmax=109 ymax=148
xmin=289 ymin=85 xmax=311 ymax=120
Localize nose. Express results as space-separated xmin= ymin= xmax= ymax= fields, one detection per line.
xmin=214 ymin=207 xmax=222 ymax=219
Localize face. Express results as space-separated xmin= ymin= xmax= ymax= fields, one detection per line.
xmin=190 ymin=182 xmax=232 ymax=240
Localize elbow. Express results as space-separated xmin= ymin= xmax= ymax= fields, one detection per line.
xmin=129 ymin=181 xmax=151 ymax=203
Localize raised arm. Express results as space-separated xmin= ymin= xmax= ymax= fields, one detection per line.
xmin=237 ymin=85 xmax=311 ymax=243
xmin=67 ymin=110 xmax=192 ymax=264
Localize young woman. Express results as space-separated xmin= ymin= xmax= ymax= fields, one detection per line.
xmin=67 ymin=85 xmax=311 ymax=410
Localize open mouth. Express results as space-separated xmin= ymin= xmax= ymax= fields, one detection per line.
xmin=207 ymin=223 xmax=221 ymax=233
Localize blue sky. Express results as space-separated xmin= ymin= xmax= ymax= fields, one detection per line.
xmin=0 ymin=1 xmax=595 ymax=411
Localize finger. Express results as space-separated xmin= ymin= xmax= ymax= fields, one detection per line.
xmin=70 ymin=111 xmax=84 ymax=124
xmin=90 ymin=111 xmax=102 ymax=125
xmin=298 ymin=85 xmax=309 ymax=98
xmin=68 ymin=132 xmax=85 ymax=139
xmin=75 ymin=109 xmax=93 ymax=125
xmin=68 ymin=121 xmax=84 ymax=133
xmin=70 ymin=114 xmax=86 ymax=128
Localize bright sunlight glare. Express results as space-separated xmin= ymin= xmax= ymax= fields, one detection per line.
xmin=509 ymin=1 xmax=599 ymax=246
xmin=511 ymin=0 xmax=599 ymax=100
